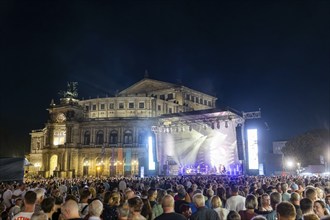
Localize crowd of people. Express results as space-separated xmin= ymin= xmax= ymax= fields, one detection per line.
xmin=0 ymin=174 xmax=330 ymax=220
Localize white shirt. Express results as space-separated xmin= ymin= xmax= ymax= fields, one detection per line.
xmin=213 ymin=207 xmax=230 ymax=220
xmin=13 ymin=189 xmax=26 ymax=199
xmin=225 ymin=195 xmax=246 ymax=212
xmin=12 ymin=211 xmax=33 ymax=220
xmin=3 ymin=189 xmax=13 ymax=208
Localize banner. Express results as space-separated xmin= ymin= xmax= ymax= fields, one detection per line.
xmin=125 ymin=148 xmax=131 ymax=171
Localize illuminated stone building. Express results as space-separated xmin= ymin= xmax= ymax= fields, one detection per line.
xmin=28 ymin=78 xmax=222 ymax=177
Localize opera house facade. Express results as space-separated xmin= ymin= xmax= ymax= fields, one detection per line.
xmin=27 ymin=78 xmax=245 ymax=177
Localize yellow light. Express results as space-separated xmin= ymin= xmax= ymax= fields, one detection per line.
xmin=34 ymin=162 xmax=41 ymax=168
xmin=97 ymin=167 xmax=100 ymax=171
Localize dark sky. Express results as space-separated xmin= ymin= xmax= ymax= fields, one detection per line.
xmin=1 ymin=1 xmax=329 ymax=156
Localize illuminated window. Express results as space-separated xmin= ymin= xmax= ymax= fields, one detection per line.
xmin=139 ymin=102 xmax=144 ymax=109
xmin=109 ymin=103 xmax=114 ymax=109
xmin=84 ymin=131 xmax=90 ymax=145
xmin=53 ymin=130 xmax=66 ymax=146
xmin=123 ymin=130 xmax=133 ymax=144
xmin=96 ymin=130 xmax=104 ymax=145
xmin=119 ymin=103 xmax=124 ymax=109
xmin=109 ymin=130 xmax=118 ymax=144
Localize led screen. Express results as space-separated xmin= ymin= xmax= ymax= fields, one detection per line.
xmin=247 ymin=129 xmax=259 ymax=169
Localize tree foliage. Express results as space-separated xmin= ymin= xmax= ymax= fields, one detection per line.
xmin=281 ymin=129 xmax=329 ymax=166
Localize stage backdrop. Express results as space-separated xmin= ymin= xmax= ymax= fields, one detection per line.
xmin=157 ymin=120 xmax=240 ymax=175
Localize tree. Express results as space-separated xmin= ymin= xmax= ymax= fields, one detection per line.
xmin=281 ymin=129 xmax=329 ymax=167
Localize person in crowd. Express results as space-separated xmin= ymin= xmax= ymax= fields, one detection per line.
xmin=325 ymin=194 xmax=330 ymax=211
xmin=226 ymin=185 xmax=246 ymax=212
xmin=290 ymin=192 xmax=302 ymax=220
xmin=12 ymin=183 xmax=26 ymax=200
xmin=79 ymin=189 xmax=92 ymax=218
xmin=179 ymin=203 xmax=192 ymax=220
xmin=30 ymin=211 xmax=48 ymax=220
xmin=61 ymin=199 xmax=82 ymax=220
xmin=175 ymin=188 xmax=189 ymax=214
xmin=41 ymin=197 xmax=56 ymax=220
xmin=315 ymin=188 xmax=325 ymax=202
xmin=87 ymin=199 xmax=103 ymax=220
xmin=141 ymin=191 xmax=152 ymax=220
xmin=124 ymin=189 xmax=135 ymax=202
xmin=118 ymin=179 xmax=127 ymax=193
xmin=281 ymin=183 xmax=291 ymax=202
xmin=216 ymin=187 xmax=227 ymax=208
xmin=305 ymin=188 xmax=318 ymax=203
xmin=259 ymin=192 xmax=281 ymax=220
xmin=127 ymin=196 xmax=146 ymax=220
xmin=154 ymin=194 xmax=186 ymax=220
xmin=51 ymin=196 xmax=63 ymax=220
xmin=205 ymin=189 xmax=215 ymax=208
xmin=0 ymin=203 xmax=8 ymax=220
xmin=227 ymin=210 xmax=241 ymax=220
xmin=153 ymin=189 xmax=166 ymax=219
xmin=190 ymin=193 xmax=220 ymax=220
xmin=8 ymin=198 xmax=23 ymax=218
xmin=34 ymin=188 xmax=46 ymax=212
xmin=313 ymin=200 xmax=329 ymax=218
xmin=259 ymin=194 xmax=272 ymax=212
xmin=276 ymin=202 xmax=296 ymax=220
xmin=2 ymin=184 xmax=13 ymax=209
xmin=102 ymin=191 xmax=120 ymax=220
xmin=117 ymin=205 xmax=129 ymax=220
xmin=211 ymin=195 xmax=229 ymax=220
xmin=300 ymin=198 xmax=314 ymax=216
xmin=239 ymin=194 xmax=258 ymax=220
xmin=301 ymin=213 xmax=319 ymax=220
xmin=13 ymin=191 xmax=37 ymax=220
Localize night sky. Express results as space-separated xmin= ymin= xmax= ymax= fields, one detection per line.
xmin=1 ymin=1 xmax=329 ymax=156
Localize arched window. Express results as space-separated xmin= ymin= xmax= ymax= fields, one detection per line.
xmin=96 ymin=130 xmax=104 ymax=145
xmin=109 ymin=130 xmax=118 ymax=144
xmin=84 ymin=131 xmax=90 ymax=145
xmin=123 ymin=130 xmax=133 ymax=144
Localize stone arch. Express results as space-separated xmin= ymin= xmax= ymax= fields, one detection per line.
xmin=49 ymin=154 xmax=58 ymax=176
